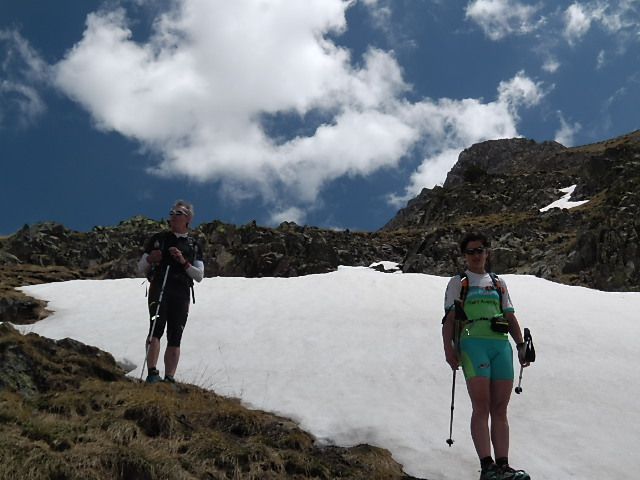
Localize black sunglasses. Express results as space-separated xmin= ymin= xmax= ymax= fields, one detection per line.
xmin=464 ymin=247 xmax=486 ymax=255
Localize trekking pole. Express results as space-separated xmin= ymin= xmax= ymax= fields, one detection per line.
xmin=140 ymin=265 xmax=170 ymax=381
xmin=446 ymin=368 xmax=456 ymax=446
xmin=515 ymin=365 xmax=524 ymax=394
xmin=515 ymin=328 xmax=535 ymax=394
xmin=446 ymin=310 xmax=461 ymax=447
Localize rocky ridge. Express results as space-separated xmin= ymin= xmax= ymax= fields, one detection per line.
xmin=385 ymin=130 xmax=640 ymax=291
xmin=2 ymin=130 xmax=639 ymax=326
xmin=0 ymin=218 xmax=415 ymax=324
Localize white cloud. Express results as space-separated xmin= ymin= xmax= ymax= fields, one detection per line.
xmin=465 ymin=0 xmax=543 ymax=40
xmin=389 ymin=71 xmax=546 ymax=206
xmin=554 ymin=113 xmax=581 ymax=147
xmin=597 ymin=0 xmax=638 ymax=33
xmin=542 ymin=57 xmax=560 ymax=73
xmin=0 ymin=81 xmax=46 ymax=126
xmin=268 ymin=207 xmax=307 ymax=226
xmin=51 ymin=1 xmax=547 ymax=218
xmin=53 ymin=2 xmax=419 ymax=208
xmin=360 ymin=0 xmax=392 ymax=30
xmin=497 ymin=70 xmax=546 ymax=111
xmin=563 ymin=1 xmax=640 ymax=46
xmin=563 ymin=3 xmax=593 ymax=45
xmin=0 ymin=29 xmax=49 ymax=128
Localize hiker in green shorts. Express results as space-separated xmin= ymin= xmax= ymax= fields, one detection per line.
xmin=442 ymin=232 xmax=531 ymax=480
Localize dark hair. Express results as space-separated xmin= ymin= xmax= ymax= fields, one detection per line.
xmin=459 ymin=232 xmax=490 ymax=253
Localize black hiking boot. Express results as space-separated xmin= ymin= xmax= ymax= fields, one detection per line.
xmin=145 ymin=368 xmax=162 ymax=384
xmin=479 ymin=463 xmax=501 ymax=480
xmin=499 ymin=464 xmax=530 ymax=480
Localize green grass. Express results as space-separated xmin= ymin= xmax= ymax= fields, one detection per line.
xmin=0 ymin=324 xmax=417 ymax=480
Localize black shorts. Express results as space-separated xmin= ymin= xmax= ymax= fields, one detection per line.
xmin=148 ymin=287 xmax=190 ymax=347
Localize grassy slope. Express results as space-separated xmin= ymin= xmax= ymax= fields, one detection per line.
xmin=0 ymin=323 xmax=419 ymax=480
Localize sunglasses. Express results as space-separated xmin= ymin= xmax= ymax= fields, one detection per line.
xmin=464 ymin=247 xmax=486 ymax=255
xmin=169 ymin=209 xmax=188 ymax=216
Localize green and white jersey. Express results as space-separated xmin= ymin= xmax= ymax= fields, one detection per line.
xmin=444 ymin=270 xmax=515 ymax=339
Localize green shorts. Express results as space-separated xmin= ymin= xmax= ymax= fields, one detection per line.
xmin=459 ymin=337 xmax=514 ymax=381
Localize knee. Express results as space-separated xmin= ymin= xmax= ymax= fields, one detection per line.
xmin=490 ymin=402 xmax=509 ymax=419
xmin=471 ymin=401 xmax=491 ymax=419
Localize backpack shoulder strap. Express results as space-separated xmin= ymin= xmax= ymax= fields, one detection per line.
xmin=459 ymin=272 xmax=469 ymax=305
xmin=156 ymin=231 xmax=171 ymax=251
xmin=186 ymin=235 xmax=199 ymax=304
xmin=188 ymin=234 xmax=204 ymax=256
xmin=442 ymin=273 xmax=467 ymax=325
xmin=488 ymin=272 xmax=504 ymax=312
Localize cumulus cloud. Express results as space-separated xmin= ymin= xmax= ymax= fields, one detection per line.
xmin=497 ymin=71 xmax=546 ymax=111
xmin=53 ymin=2 xmax=418 ymax=206
xmin=0 ymin=29 xmax=49 ymax=128
xmin=51 ymin=1 xmax=547 ymax=219
xmin=465 ymin=0 xmax=544 ymax=40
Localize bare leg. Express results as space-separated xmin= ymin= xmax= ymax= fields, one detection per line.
xmin=147 ymin=337 xmax=161 ymax=370
xmin=490 ymin=380 xmax=513 ymax=459
xmin=164 ymin=346 xmax=181 ymax=377
xmin=467 ymin=376 xmax=492 ymax=459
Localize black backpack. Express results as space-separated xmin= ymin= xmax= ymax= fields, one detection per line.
xmin=146 ymin=232 xmax=202 ymax=302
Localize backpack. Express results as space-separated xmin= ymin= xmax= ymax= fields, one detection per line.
xmin=443 ymin=272 xmax=509 ymax=333
xmin=459 ymin=271 xmax=504 ymax=309
xmin=146 ymin=232 xmax=202 ymax=303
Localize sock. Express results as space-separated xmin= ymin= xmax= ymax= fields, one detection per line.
xmin=496 ymin=457 xmax=509 ymax=467
xmin=480 ymin=456 xmax=494 ymax=470
xmin=148 ymin=367 xmax=159 ymax=375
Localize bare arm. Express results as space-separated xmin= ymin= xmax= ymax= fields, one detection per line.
xmin=442 ymin=310 xmax=459 ymax=370
xmin=506 ymin=312 xmax=529 ymax=367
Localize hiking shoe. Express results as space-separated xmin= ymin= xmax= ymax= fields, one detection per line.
xmin=479 ymin=463 xmax=501 ymax=480
xmin=499 ymin=465 xmax=530 ymax=480
xmin=145 ymin=368 xmax=162 ymax=384
xmin=163 ymin=375 xmax=176 ymax=384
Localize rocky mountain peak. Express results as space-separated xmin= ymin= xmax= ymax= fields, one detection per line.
xmin=444 ymin=137 xmax=566 ymax=187
xmin=384 ymin=130 xmax=640 ymax=291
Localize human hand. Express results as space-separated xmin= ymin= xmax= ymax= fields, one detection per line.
xmin=148 ymin=249 xmax=162 ymax=264
xmin=169 ymin=246 xmax=186 ymax=265
xmin=517 ymin=343 xmax=530 ymax=367
xmin=445 ymin=348 xmax=459 ymax=371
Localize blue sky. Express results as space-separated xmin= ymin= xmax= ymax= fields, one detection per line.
xmin=2 ymin=0 xmax=639 ymax=235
